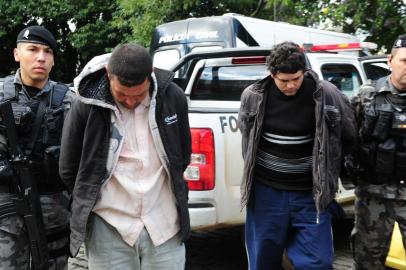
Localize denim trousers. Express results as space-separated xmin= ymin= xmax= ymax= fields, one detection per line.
xmin=245 ymin=181 xmax=334 ymax=270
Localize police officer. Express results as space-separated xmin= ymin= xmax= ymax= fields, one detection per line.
xmin=0 ymin=26 xmax=74 ymax=269
xmin=351 ymin=34 xmax=406 ymax=270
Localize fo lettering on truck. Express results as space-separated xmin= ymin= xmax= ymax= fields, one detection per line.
xmin=164 ymin=47 xmax=389 ymax=230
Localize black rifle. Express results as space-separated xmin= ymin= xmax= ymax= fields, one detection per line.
xmin=0 ymin=100 xmax=49 ymax=269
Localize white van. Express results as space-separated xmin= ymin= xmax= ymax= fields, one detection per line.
xmin=151 ymin=13 xmax=365 ymax=70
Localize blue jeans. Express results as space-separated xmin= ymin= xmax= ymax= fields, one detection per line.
xmin=85 ymin=214 xmax=185 ymax=270
xmin=245 ymin=181 xmax=333 ymax=270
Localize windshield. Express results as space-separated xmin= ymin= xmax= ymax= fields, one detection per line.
xmin=192 ymin=64 xmax=268 ymax=101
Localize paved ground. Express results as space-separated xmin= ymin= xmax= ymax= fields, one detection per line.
xmin=68 ymin=220 xmax=355 ymax=269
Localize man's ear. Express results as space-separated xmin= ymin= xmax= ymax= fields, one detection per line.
xmin=105 ymin=65 xmax=112 ymax=79
xmin=387 ymin=54 xmax=393 ymax=70
xmin=13 ymin=47 xmax=20 ymax=62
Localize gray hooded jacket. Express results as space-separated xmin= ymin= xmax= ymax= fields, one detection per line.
xmin=59 ymin=54 xmax=191 ymax=256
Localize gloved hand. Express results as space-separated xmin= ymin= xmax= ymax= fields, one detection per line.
xmin=341 ymin=154 xmax=359 ymax=189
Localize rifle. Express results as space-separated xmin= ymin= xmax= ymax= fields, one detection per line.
xmin=0 ymin=100 xmax=49 ymax=269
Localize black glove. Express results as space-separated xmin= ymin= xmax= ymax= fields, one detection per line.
xmin=341 ymin=154 xmax=359 ymax=188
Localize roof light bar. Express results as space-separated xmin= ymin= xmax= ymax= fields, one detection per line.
xmin=304 ymin=42 xmax=378 ymax=52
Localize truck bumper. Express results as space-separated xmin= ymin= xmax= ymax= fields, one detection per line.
xmin=189 ymin=203 xmax=217 ymax=229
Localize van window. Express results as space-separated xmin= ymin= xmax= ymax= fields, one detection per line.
xmin=363 ymin=61 xmax=390 ymax=81
xmin=191 ymin=65 xmax=268 ymax=101
xmin=190 ymin=46 xmax=223 ymax=53
xmin=321 ymin=64 xmax=362 ymax=97
xmin=153 ymin=49 xmax=180 ymax=69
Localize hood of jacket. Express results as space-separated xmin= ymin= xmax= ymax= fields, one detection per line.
xmin=73 ymin=53 xmax=175 ymax=110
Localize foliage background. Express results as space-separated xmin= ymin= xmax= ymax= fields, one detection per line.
xmin=0 ymin=0 xmax=404 ymax=83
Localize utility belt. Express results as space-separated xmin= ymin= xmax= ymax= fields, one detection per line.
xmin=359 ymin=93 xmax=406 ymax=185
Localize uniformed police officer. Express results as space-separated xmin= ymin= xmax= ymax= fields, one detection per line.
xmin=0 ymin=26 xmax=74 ymax=269
xmin=351 ymin=34 xmax=406 ymax=270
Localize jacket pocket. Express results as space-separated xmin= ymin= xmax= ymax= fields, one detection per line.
xmin=238 ymin=111 xmax=256 ymax=133
xmin=323 ymin=105 xmax=342 ymax=176
xmin=375 ymin=138 xmax=396 ymax=174
xmin=324 ymin=105 xmax=341 ymax=129
xmin=71 ymin=181 xmax=99 ymax=236
xmin=396 ymin=151 xmax=406 ymax=178
xmin=238 ymin=111 xmax=257 ymax=157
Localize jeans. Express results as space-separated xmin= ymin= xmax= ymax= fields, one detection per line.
xmin=245 ymin=181 xmax=334 ymax=270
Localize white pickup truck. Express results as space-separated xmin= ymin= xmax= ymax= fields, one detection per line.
xmin=168 ymin=48 xmax=389 ymax=230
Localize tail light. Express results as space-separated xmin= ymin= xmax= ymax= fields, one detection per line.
xmin=184 ymin=128 xmax=215 ymax=190
xmin=232 ymin=56 xmax=266 ymax=65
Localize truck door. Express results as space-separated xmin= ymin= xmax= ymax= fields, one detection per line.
xmin=175 ymin=52 xmax=269 ymax=228
xmin=359 ymin=55 xmax=390 ymax=81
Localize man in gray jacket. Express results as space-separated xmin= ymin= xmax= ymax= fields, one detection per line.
xmin=59 ymin=43 xmax=191 ymax=270
xmin=238 ymin=41 xmax=357 ymax=270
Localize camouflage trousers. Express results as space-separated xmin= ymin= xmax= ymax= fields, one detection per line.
xmin=351 ymin=188 xmax=406 ymax=270
xmin=0 ymin=192 xmax=69 ymax=270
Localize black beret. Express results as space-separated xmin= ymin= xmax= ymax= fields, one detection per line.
xmin=16 ymin=26 xmax=57 ymax=54
xmin=393 ymin=34 xmax=406 ymax=48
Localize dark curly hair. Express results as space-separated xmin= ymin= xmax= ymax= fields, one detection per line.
xmin=267 ymin=42 xmax=306 ymax=75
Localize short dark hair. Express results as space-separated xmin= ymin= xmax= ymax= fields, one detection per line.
xmin=107 ymin=43 xmax=153 ymax=87
xmin=267 ymin=42 xmax=306 ymax=74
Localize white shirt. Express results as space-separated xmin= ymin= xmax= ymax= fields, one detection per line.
xmin=93 ymin=95 xmax=180 ymax=246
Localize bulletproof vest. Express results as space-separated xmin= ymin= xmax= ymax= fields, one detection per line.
xmin=359 ymin=82 xmax=406 ymax=184
xmin=0 ymin=75 xmax=69 ymax=191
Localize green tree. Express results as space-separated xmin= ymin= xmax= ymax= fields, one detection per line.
xmin=250 ymin=0 xmax=406 ymax=51
xmin=318 ymin=0 xmax=406 ymax=52
xmin=0 ymin=0 xmax=128 ymax=82
xmin=1 ymin=0 xmax=404 ymax=82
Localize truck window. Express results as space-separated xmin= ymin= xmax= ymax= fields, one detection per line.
xmin=153 ymin=49 xmax=181 ymax=69
xmin=191 ymin=65 xmax=268 ymax=101
xmin=321 ymin=64 xmax=361 ymax=96
xmin=190 ymin=46 xmax=223 ymax=53
xmin=363 ymin=62 xmax=390 ymax=81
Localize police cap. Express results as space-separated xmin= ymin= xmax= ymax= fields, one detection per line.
xmin=393 ymin=34 xmax=406 ymax=48
xmin=16 ymin=26 xmax=57 ymax=54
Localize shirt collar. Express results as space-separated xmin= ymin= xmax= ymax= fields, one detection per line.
xmin=140 ymin=92 xmax=151 ymax=108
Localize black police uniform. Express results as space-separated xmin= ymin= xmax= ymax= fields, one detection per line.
xmin=351 ymin=34 xmax=406 ymax=270
xmin=0 ymin=26 xmax=73 ymax=270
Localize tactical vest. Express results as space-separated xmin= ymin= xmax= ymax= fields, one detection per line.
xmin=0 ymin=75 xmax=69 ymax=191
xmin=359 ymin=81 xmax=406 ymax=185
